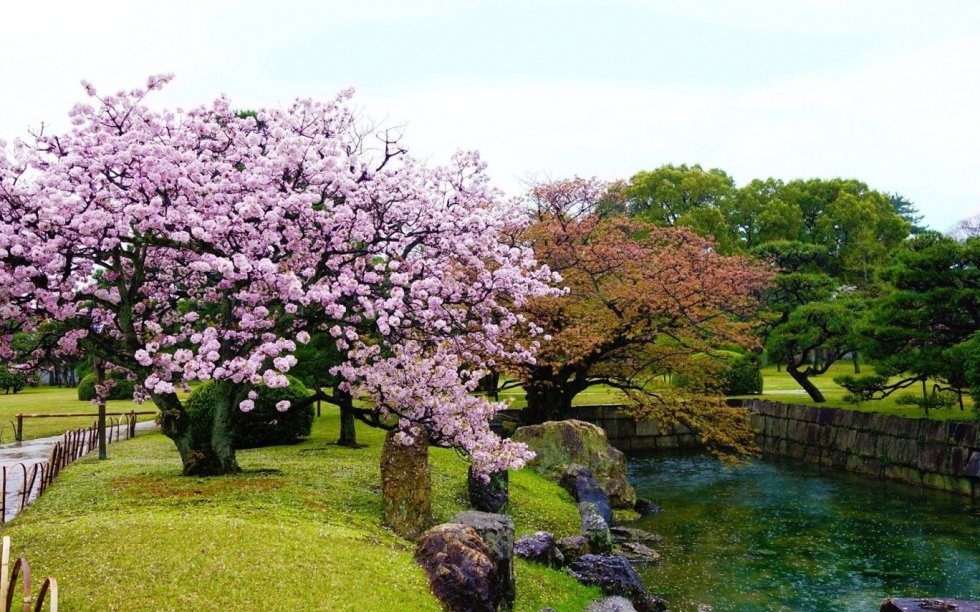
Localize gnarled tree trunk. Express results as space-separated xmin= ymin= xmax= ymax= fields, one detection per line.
xmin=155 ymin=384 xmax=241 ymax=476
xmin=380 ymin=430 xmax=431 ymax=539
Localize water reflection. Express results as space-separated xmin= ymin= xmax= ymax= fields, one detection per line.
xmin=628 ymin=454 xmax=980 ymax=611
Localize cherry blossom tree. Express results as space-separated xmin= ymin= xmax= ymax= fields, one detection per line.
xmin=0 ymin=75 xmax=552 ymax=476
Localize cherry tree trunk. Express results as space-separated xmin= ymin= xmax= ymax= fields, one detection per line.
xmin=380 ymin=430 xmax=431 ymax=539
xmin=336 ymin=389 xmax=358 ymax=447
xmin=156 ymin=385 xmax=241 ymax=476
xmin=522 ymin=379 xmax=573 ymax=424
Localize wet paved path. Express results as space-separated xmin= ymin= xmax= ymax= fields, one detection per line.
xmin=0 ymin=421 xmax=158 ymax=522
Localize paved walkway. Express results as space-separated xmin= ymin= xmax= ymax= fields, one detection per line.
xmin=0 ymin=421 xmax=158 ymax=522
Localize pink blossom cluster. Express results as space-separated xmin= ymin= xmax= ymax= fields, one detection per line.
xmin=0 ymin=75 xmax=555 ymax=472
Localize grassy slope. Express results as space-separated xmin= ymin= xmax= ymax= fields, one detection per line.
xmin=0 ymin=409 xmax=600 ymax=611
xmin=749 ymin=363 xmax=978 ymax=421
xmin=0 ymin=386 xmax=159 ymax=442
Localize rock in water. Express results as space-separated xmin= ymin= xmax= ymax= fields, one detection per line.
xmin=560 ymin=464 xmax=613 ymax=524
xmin=610 ymin=526 xmax=661 ymax=545
xmin=468 ymin=466 xmax=509 ymax=513
xmin=556 ymin=535 xmax=591 ymax=562
xmin=568 ymin=554 xmax=666 ymax=612
xmin=618 ymin=541 xmax=661 ymax=566
xmin=881 ymin=598 xmax=980 ymax=612
xmin=579 ymin=502 xmax=613 ymax=554
xmin=415 ymin=523 xmax=497 ymax=612
xmin=452 ymin=511 xmax=516 ymax=610
xmin=381 ymin=430 xmax=431 ymax=540
xmin=514 ymin=531 xmax=564 ymax=568
xmin=634 ymin=498 xmax=661 ymax=516
xmin=585 ymin=596 xmax=639 ymax=612
xmin=512 ymin=419 xmax=637 ymax=509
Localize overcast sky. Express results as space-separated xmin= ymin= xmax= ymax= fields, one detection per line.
xmin=2 ymin=0 xmax=978 ymax=230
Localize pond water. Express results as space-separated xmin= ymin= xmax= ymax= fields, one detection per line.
xmin=628 ymin=454 xmax=980 ymax=611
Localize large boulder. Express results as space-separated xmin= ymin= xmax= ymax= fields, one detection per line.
xmin=585 ymin=597 xmax=638 ymax=612
xmin=561 ymin=464 xmax=612 ymax=524
xmin=514 ymin=531 xmax=564 ymax=568
xmin=567 ymin=554 xmax=666 ymax=612
xmin=381 ymin=431 xmax=431 ymax=540
xmin=512 ymin=419 xmax=636 ymax=508
xmin=451 ymin=511 xmax=515 ymax=610
xmin=415 ymin=523 xmax=498 ymax=612
xmin=579 ymin=502 xmax=613 ymax=554
xmin=468 ymin=466 xmax=509 ymax=513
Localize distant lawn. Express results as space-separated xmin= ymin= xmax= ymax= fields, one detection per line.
xmin=749 ymin=363 xmax=978 ymax=422
xmin=0 ymin=386 xmax=159 ymax=443
xmin=0 ymin=409 xmax=600 ymax=611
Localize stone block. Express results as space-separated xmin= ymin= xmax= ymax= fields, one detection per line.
xmin=804 ymin=423 xmax=823 ymax=446
xmin=962 ymin=451 xmax=980 ymax=478
xmin=916 ymin=443 xmax=948 ymax=473
xmin=883 ymin=464 xmax=921 ymax=486
xmin=630 ymin=437 xmax=656 ymax=451
xmin=635 ymin=419 xmax=660 ymax=437
xmin=656 ymin=435 xmax=679 ymax=449
xmin=856 ymin=432 xmax=879 ymax=457
xmin=677 ymin=434 xmax=700 ymax=448
xmin=922 ymin=420 xmax=950 ymax=443
xmin=786 ymin=404 xmax=809 ymax=421
xmin=882 ymin=437 xmax=917 ymax=466
xmin=948 ymin=422 xmax=977 ymax=445
xmin=804 ymin=445 xmax=822 ymax=465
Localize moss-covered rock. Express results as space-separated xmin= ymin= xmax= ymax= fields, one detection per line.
xmin=512 ymin=420 xmax=636 ymax=509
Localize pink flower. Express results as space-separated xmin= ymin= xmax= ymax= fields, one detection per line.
xmin=238 ymin=400 xmax=255 ymax=413
xmin=275 ymin=400 xmax=290 ymax=412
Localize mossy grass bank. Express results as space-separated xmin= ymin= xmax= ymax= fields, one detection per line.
xmin=0 ymin=409 xmax=600 ymax=610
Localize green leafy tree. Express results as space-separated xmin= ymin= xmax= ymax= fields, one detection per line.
xmin=839 ymin=233 xmax=980 ymax=412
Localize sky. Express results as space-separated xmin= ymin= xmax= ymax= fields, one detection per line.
xmin=1 ymin=0 xmax=978 ymax=231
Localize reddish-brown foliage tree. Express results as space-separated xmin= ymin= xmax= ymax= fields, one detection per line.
xmin=505 ymin=178 xmax=772 ymax=456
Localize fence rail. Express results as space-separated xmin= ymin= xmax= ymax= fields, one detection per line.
xmin=12 ymin=411 xmax=155 ymax=442
xmin=1 ymin=413 xmax=142 ymax=523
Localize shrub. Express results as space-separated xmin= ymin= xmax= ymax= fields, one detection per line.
xmin=675 ymin=351 xmax=763 ymax=396
xmin=76 ymin=373 xmax=136 ymax=401
xmin=186 ymin=377 xmax=314 ymax=449
xmin=721 ymin=354 xmax=763 ymax=395
xmin=0 ymin=366 xmax=28 ymax=394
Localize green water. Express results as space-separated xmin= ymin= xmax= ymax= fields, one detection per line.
xmin=629 ymin=455 xmax=980 ymax=611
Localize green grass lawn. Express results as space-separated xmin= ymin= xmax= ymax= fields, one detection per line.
xmin=0 ymin=386 xmax=160 ymax=443
xmin=0 ymin=407 xmax=600 ymax=611
xmin=749 ymin=363 xmax=978 ymax=422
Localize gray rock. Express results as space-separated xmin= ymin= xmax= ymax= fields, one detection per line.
xmin=579 ymin=501 xmax=613 ymax=553
xmin=514 ymin=531 xmax=564 ymax=568
xmin=452 ymin=511 xmax=515 ymax=610
xmin=568 ymin=554 xmax=666 ymax=612
xmin=618 ymin=541 xmax=661 ymax=566
xmin=561 ymin=464 xmax=613 ymax=524
xmin=634 ymin=498 xmax=661 ymax=516
xmin=881 ymin=598 xmax=980 ymax=612
xmin=586 ymin=596 xmax=638 ymax=612
xmin=610 ymin=526 xmax=662 ymax=547
xmin=556 ymin=535 xmax=590 ymax=562
xmin=468 ymin=466 xmax=509 ymax=513
xmin=415 ymin=523 xmax=497 ymax=612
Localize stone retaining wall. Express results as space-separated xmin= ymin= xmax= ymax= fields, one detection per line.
xmin=564 ymin=405 xmax=702 ymax=451
xmin=745 ymin=399 xmax=980 ymax=498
